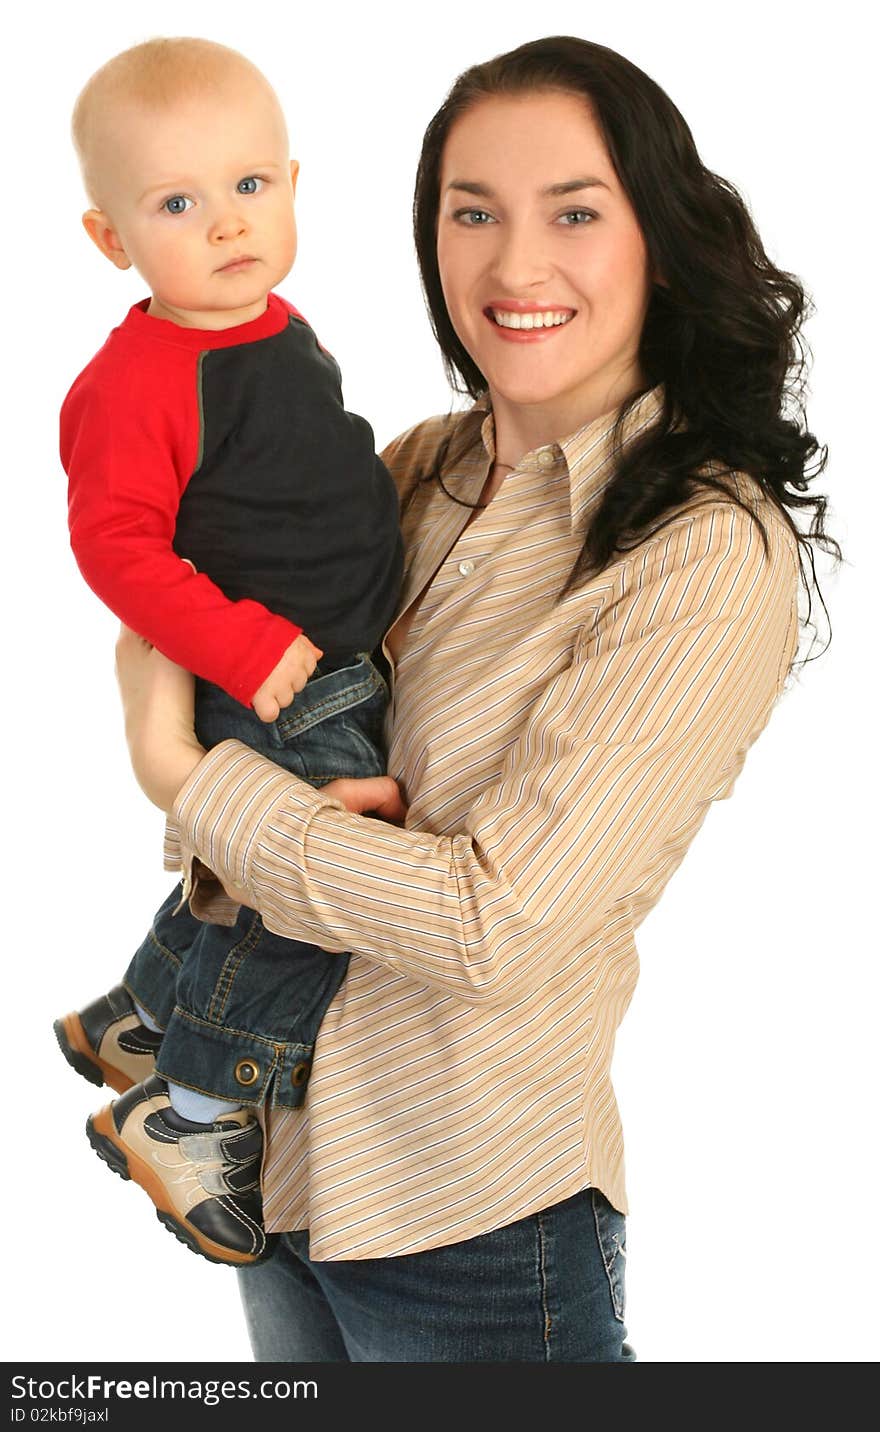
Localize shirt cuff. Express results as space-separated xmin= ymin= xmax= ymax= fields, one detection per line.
xmin=170 ymin=739 xmax=342 ymax=903
xmin=162 ymin=816 xmax=235 ymax=925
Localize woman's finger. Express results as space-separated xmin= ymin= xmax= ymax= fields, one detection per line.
xmin=322 ymin=775 xmax=407 ymax=821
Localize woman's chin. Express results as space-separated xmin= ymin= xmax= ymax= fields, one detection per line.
xmin=486 ymin=374 xmax=578 ymax=412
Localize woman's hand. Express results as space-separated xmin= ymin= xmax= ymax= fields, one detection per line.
xmin=321 ymin=775 xmax=408 ymax=825
xmin=114 ymin=625 xmax=206 ymax=813
xmin=219 ymin=776 xmax=407 ymax=909
xmin=115 ymin=624 xmax=408 ymax=826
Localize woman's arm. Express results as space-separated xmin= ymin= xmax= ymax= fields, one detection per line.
xmin=124 ymin=504 xmax=799 ymax=1006
xmin=116 ymin=629 xmax=406 ymax=908
xmin=115 ymin=629 xmax=206 ymax=810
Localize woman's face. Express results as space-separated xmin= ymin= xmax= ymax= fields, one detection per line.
xmin=437 ymin=90 xmax=654 ymax=434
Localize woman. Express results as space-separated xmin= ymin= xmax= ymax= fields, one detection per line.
xmin=116 ymin=36 xmax=836 ymax=1361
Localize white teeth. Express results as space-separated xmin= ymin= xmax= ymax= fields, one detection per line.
xmin=490 ymin=309 xmax=573 ymax=330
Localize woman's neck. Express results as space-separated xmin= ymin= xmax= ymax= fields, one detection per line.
xmin=488 ymin=369 xmax=646 ymax=470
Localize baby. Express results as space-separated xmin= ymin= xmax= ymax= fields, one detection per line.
xmin=54 ymin=38 xmax=403 ymax=1266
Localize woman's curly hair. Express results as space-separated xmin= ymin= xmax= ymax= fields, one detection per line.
xmin=412 ymin=36 xmax=839 ymax=660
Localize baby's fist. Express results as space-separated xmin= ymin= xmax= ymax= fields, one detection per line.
xmin=252 ymin=634 xmax=323 ymax=722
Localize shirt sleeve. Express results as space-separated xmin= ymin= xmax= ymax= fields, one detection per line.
xmin=63 ymin=369 xmax=302 ymax=706
xmin=172 ymin=502 xmax=799 ymax=1004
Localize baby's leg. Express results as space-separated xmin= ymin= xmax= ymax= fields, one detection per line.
xmin=53 ymin=881 xmax=205 ymax=1093
xmin=152 ymin=653 xmax=387 ymax=1114
xmin=83 ymin=899 xmax=349 ymax=1268
xmin=75 ymin=903 xmax=275 ymax=1267
xmin=156 ymin=905 xmax=350 ymax=1113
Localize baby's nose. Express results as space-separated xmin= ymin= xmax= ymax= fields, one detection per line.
xmin=209 ymin=210 xmax=248 ymax=242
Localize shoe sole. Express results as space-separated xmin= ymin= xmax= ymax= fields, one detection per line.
xmin=86 ymin=1105 xmax=267 ymax=1267
xmin=54 ymin=1013 xmax=135 ymax=1096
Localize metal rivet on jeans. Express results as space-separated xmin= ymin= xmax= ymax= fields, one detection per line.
xmin=234 ymin=1059 xmax=260 ymax=1086
xmin=291 ymin=1061 xmax=311 ymax=1088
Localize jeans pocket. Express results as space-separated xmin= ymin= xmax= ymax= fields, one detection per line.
xmin=195 ymin=679 xmax=274 ymax=751
xmin=591 ymin=1188 xmax=627 ymax=1323
xmin=275 ymin=653 xmax=387 ymax=741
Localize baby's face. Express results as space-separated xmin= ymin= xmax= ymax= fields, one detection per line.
xmin=90 ymin=78 xmax=297 ymax=327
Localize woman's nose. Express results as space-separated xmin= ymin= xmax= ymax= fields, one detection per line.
xmin=488 ymin=223 xmax=552 ymax=291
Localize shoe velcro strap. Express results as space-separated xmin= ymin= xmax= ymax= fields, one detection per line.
xmin=220 ymin=1126 xmax=263 ymax=1164
xmin=198 ymin=1165 xmax=260 ymax=1197
xmin=224 ymin=1162 xmax=261 ymax=1195
xmin=179 ymin=1130 xmax=232 ymax=1162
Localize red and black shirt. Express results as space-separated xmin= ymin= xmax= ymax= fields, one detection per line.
xmin=62 ymin=293 xmax=403 ymax=705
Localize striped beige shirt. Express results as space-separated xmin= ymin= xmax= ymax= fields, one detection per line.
xmin=171 ymin=385 xmax=800 ymax=1260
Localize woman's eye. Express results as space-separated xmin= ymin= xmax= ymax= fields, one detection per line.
xmin=454 ymin=208 xmax=495 ymax=226
xmin=163 ymin=195 xmax=194 ymax=215
xmin=557 ymin=209 xmax=596 ymax=226
xmin=237 ymin=176 xmax=264 ymax=195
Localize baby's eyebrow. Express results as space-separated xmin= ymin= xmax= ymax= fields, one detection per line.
xmin=138 ymin=179 xmax=193 ymax=202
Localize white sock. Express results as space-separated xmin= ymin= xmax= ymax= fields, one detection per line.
xmin=133 ymin=1000 xmax=163 ymax=1034
xmin=167 ymin=1080 xmax=242 ymax=1125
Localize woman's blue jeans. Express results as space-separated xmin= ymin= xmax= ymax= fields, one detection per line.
xmin=237 ymin=1187 xmax=635 ymax=1362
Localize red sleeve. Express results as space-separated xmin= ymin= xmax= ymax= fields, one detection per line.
xmin=61 ymin=341 xmax=302 ymax=707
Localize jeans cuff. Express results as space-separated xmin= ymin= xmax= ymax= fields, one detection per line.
xmin=156 ymin=1004 xmax=314 ymax=1109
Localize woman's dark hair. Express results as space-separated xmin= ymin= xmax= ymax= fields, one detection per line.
xmin=413 ymin=36 xmax=839 ymax=660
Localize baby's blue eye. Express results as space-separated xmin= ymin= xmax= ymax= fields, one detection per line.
xmin=163 ymin=195 xmax=193 ymax=215
xmin=237 ymin=177 xmax=263 ymax=194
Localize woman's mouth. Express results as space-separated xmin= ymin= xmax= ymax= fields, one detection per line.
xmin=484 ymin=306 xmax=576 ymax=340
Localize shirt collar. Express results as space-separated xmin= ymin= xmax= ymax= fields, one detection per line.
xmin=120 ymin=291 xmax=290 ymax=350
xmin=451 ymin=385 xmax=666 ymax=534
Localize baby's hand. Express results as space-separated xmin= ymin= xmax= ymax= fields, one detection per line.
xmin=252 ymin=634 xmax=323 ymax=722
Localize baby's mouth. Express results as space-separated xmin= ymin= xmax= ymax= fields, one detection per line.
xmin=217 ymin=255 xmax=258 ymax=273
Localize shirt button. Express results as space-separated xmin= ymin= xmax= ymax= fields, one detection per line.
xmin=458 ymin=560 xmax=475 ymax=576
xmin=536 ymin=449 xmax=555 ymax=469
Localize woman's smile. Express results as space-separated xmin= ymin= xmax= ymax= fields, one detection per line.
xmin=484 ymin=302 xmax=576 ymax=339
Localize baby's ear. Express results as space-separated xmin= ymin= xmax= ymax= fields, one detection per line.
xmin=289 ymin=159 xmax=300 ymax=195
xmin=81 ymin=209 xmax=132 ymax=270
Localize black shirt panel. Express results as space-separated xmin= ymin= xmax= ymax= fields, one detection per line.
xmin=173 ymin=315 xmax=403 ymax=658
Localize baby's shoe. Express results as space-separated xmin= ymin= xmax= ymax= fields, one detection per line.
xmin=86 ymin=1074 xmax=272 ymax=1266
xmin=53 ymin=984 xmax=162 ymax=1094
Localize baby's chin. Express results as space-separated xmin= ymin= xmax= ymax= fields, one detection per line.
xmin=148 ymin=286 xmax=273 ymax=330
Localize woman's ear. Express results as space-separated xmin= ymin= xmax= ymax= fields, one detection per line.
xmin=81 ymin=209 xmax=132 ymax=270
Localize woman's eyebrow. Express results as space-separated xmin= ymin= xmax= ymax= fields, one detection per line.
xmin=445 ymin=180 xmax=493 ymax=196
xmin=545 ymin=177 xmax=611 ymax=195
xmin=445 ymin=176 xmax=611 ymax=197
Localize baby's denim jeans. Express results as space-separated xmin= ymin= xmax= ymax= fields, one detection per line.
xmin=122 ymin=651 xmax=388 ymax=1111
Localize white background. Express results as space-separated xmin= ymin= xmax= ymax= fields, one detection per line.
xmin=4 ymin=0 xmax=875 ymax=1364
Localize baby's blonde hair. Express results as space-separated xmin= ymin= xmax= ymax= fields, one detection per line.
xmin=72 ymin=37 xmax=284 ymax=205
